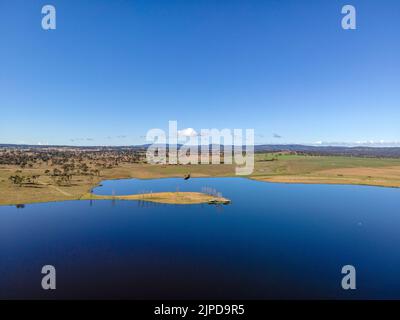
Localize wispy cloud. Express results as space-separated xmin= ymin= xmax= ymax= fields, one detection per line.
xmin=105 ymin=135 xmax=128 ymax=140
xmin=70 ymin=137 xmax=94 ymax=142
xmin=311 ymin=140 xmax=400 ymax=147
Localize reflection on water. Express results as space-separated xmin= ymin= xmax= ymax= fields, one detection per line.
xmin=1 ymin=177 xmax=400 ymax=299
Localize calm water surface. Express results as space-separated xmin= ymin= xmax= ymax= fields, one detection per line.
xmin=1 ymin=177 xmax=400 ymax=299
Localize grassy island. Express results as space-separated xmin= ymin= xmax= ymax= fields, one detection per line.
xmin=80 ymin=192 xmax=230 ymax=205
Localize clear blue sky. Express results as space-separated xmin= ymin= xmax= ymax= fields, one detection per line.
xmin=0 ymin=0 xmax=399 ymax=146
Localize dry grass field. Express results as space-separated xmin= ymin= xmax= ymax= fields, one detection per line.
xmin=0 ymin=162 xmax=235 ymax=206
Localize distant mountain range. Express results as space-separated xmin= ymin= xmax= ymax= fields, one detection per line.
xmin=2 ymin=143 xmax=400 ymax=158
xmin=253 ymin=144 xmax=400 ymax=157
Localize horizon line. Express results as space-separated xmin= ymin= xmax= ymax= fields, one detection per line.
xmin=2 ymin=143 xmax=400 ymax=149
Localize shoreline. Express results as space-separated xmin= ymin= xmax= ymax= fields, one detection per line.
xmin=0 ymin=190 xmax=230 ymax=206
xmin=84 ymin=174 xmax=400 ymax=189
xmin=2 ymin=156 xmax=400 ymax=206
xmin=251 ymin=175 xmax=400 ymax=189
xmin=1 ymin=175 xmax=400 ymax=207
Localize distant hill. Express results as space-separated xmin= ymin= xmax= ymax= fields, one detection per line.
xmin=253 ymin=144 xmax=400 ymax=158
xmin=1 ymin=143 xmax=400 ymax=158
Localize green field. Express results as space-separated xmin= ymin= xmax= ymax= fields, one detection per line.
xmin=251 ymin=153 xmax=400 ymax=187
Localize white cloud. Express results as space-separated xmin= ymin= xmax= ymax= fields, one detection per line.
xmin=178 ymin=128 xmax=198 ymax=138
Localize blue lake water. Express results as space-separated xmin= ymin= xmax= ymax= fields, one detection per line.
xmin=1 ymin=177 xmax=400 ymax=299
